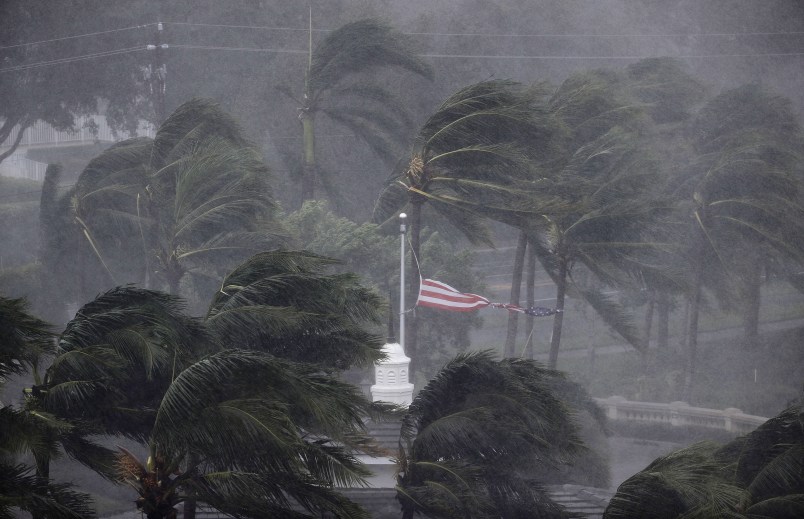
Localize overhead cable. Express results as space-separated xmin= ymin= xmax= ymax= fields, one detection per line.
xmin=0 ymin=46 xmax=146 ymax=73
xmin=0 ymin=24 xmax=155 ymax=50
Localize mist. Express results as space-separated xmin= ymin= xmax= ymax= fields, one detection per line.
xmin=1 ymin=1 xmax=803 ymax=518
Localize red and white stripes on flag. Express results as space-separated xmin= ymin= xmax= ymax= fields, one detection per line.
xmin=417 ymin=278 xmax=491 ymax=312
xmin=416 ymin=278 xmax=562 ymax=316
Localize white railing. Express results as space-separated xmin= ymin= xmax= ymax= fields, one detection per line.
xmin=594 ymin=396 xmax=767 ymax=435
xmin=0 ymin=154 xmax=49 ymax=181
xmin=1 ymin=116 xmax=154 ymax=150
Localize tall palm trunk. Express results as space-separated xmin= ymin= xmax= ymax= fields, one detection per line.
xmin=683 ymin=219 xmax=707 ymax=403
xmin=504 ymin=231 xmax=527 ymax=357
xmin=547 ymin=255 xmax=568 ymax=369
xmin=524 ymin=239 xmax=537 ymax=359
xmin=657 ymin=291 xmax=670 ymax=350
xmin=31 ymin=441 xmax=52 ymax=519
xmin=641 ymin=291 xmax=656 ymax=374
xmin=300 ymin=110 xmax=316 ymax=202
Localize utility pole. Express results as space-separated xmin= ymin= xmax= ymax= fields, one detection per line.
xmin=147 ymin=22 xmax=168 ymax=124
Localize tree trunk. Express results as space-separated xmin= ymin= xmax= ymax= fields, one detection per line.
xmin=641 ymin=290 xmax=656 ymax=374
xmin=683 ymin=225 xmax=706 ymax=403
xmin=300 ymin=111 xmax=316 ymax=203
xmin=547 ymin=256 xmax=568 ymax=369
xmin=683 ymin=282 xmax=701 ymax=403
xmin=31 ymin=441 xmax=51 ymax=519
xmin=0 ymin=117 xmax=31 ymax=165
xmin=524 ymin=238 xmax=536 ymax=359
xmin=504 ymin=231 xmax=527 ymax=357
xmin=742 ymin=259 xmax=762 ymax=349
xmin=657 ymin=291 xmax=670 ymax=350
xmin=182 ymin=453 xmax=198 ymax=519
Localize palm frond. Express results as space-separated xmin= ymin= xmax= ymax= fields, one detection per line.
xmin=308 ymin=18 xmax=433 ymax=96
xmin=0 ymin=461 xmax=97 ymax=519
xmin=0 ymin=296 xmax=54 ymax=378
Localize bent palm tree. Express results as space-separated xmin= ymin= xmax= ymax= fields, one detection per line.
xmin=35 ymin=249 xmax=388 ymax=518
xmin=0 ymin=296 xmax=96 ymax=519
xmin=205 ymin=249 xmax=385 ymax=369
xmin=70 ymin=98 xmax=281 ymax=297
xmin=604 ymin=404 xmax=804 ymax=518
xmin=284 ymin=18 xmax=433 ymax=202
xmin=109 ymin=348 xmax=378 ymax=519
xmin=396 ymin=351 xmax=585 ymax=519
xmin=677 ymin=85 xmax=804 ymax=401
xmin=374 ymin=80 xmax=554 ymax=374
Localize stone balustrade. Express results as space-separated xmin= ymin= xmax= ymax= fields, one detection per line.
xmin=594 ymin=395 xmax=767 ymax=435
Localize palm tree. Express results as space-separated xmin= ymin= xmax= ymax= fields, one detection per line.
xmin=0 ymin=296 xmax=97 ymax=519
xmin=504 ymin=61 xmax=704 ymax=366
xmin=70 ymin=98 xmax=281 ymax=297
xmin=4 ymin=289 xmax=204 ymax=519
xmin=0 ymin=295 xmax=53 ymax=384
xmin=117 ymin=349 xmax=379 ymax=519
xmin=281 ymin=17 xmax=433 ymax=203
xmin=0 ymin=458 xmax=97 ymax=519
xmin=533 ymin=128 xmax=662 ymax=368
xmin=374 ymin=80 xmax=554 ymax=374
xmin=676 ymin=85 xmax=804 ymax=401
xmin=204 ymin=249 xmax=386 ymax=370
xmin=36 ymin=249 xmax=388 ymax=518
xmin=395 ymin=351 xmax=588 ymax=519
xmin=604 ymin=403 xmax=804 ymax=518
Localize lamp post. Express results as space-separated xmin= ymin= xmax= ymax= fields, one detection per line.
xmin=399 ymin=212 xmax=407 ymax=355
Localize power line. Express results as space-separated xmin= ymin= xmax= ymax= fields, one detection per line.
xmin=0 ymin=46 xmax=146 ymax=73
xmin=6 ymin=19 xmax=803 ymax=52
xmin=2 ymin=40 xmax=802 ymax=74
xmin=405 ymin=30 xmax=804 ymax=38
xmin=169 ymin=44 xmax=306 ymax=54
xmin=170 ymin=44 xmax=804 ymax=60
xmin=164 ymin=21 xmax=325 ymax=33
xmin=0 ymin=24 xmax=155 ymax=51
xmin=421 ymin=51 xmax=804 ymax=60
xmin=163 ymin=21 xmax=804 ymax=39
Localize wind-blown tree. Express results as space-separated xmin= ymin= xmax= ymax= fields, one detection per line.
xmin=676 ymin=85 xmax=804 ymax=401
xmin=395 ymin=351 xmax=594 ymax=519
xmin=604 ymin=403 xmax=804 ymax=518
xmin=374 ymin=79 xmax=554 ymax=374
xmin=116 ymin=349 xmax=379 ymax=519
xmin=5 ymin=289 xmax=204 ymax=519
xmin=204 ymin=249 xmax=386 ymax=370
xmin=602 ymin=58 xmax=706 ymax=357
xmin=67 ymin=98 xmax=281 ymax=299
xmin=281 ymin=17 xmax=433 ymax=203
xmin=35 ymin=249 xmax=387 ymax=518
xmin=463 ymin=68 xmax=645 ymax=359
xmin=0 ymin=296 xmax=96 ymax=519
xmin=505 ymin=61 xmax=703 ymax=366
xmin=532 ymin=128 xmax=661 ymax=368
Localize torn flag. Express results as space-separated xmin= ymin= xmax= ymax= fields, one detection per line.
xmin=417 ymin=278 xmax=491 ymax=312
xmin=416 ymin=279 xmax=562 ymax=316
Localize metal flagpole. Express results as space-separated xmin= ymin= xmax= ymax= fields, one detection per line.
xmin=399 ymin=213 xmax=407 ymax=352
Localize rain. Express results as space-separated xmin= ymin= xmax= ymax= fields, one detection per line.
xmin=1 ymin=1 xmax=803 ymax=518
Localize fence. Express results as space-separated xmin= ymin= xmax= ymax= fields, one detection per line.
xmin=1 ymin=116 xmax=153 ymax=150
xmin=594 ymin=395 xmax=767 ymax=435
xmin=1 ymin=116 xmax=154 ymax=181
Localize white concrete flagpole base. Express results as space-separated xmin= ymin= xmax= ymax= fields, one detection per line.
xmin=370 ymin=342 xmax=414 ymax=407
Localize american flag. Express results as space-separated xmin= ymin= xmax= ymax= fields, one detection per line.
xmin=417 ymin=278 xmax=491 ymax=312
xmin=417 ymin=279 xmax=561 ymax=316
